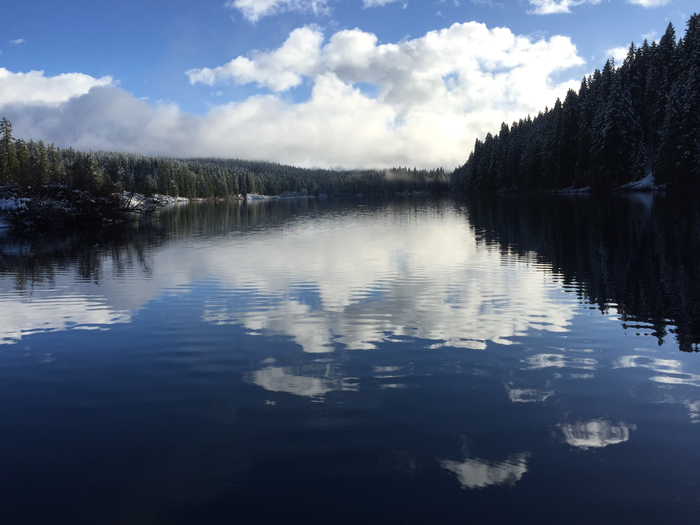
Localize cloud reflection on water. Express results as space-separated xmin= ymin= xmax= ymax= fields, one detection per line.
xmin=523 ymin=354 xmax=598 ymax=370
xmin=559 ymin=420 xmax=635 ymax=450
xmin=0 ymin=203 xmax=578 ymax=351
xmin=0 ymin=292 xmax=131 ymax=345
xmin=507 ymin=386 xmax=554 ymax=403
xmin=614 ymin=356 xmax=700 ymax=387
xmin=614 ymin=355 xmax=700 ymax=423
xmin=440 ymin=452 xmax=530 ymax=489
xmin=197 ymin=206 xmax=575 ymax=353
xmin=250 ymin=365 xmax=359 ymax=398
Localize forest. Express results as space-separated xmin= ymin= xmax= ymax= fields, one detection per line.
xmin=451 ymin=13 xmax=700 ymax=192
xmin=0 ymin=117 xmax=448 ymax=201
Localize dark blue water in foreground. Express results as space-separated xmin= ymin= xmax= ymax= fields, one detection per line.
xmin=1 ymin=195 xmax=699 ymax=524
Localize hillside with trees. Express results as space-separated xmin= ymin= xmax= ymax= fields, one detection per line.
xmin=0 ymin=117 xmax=448 ymax=203
xmin=451 ymin=14 xmax=700 ymax=192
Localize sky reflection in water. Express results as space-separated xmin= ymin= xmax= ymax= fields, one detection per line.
xmin=1 ymin=200 xmax=574 ymax=350
xmin=1 ymin=196 xmax=700 ymax=524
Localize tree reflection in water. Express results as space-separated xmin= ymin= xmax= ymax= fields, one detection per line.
xmin=460 ymin=193 xmax=700 ymax=352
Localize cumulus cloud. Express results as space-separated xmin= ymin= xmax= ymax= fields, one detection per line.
xmin=10 ymin=38 xmax=26 ymax=45
xmin=627 ymin=0 xmax=669 ymax=6
xmin=2 ymin=21 xmax=584 ymax=170
xmin=0 ymin=67 xmax=112 ymax=106
xmin=186 ymin=26 xmax=323 ymax=90
xmin=224 ymin=0 xmax=329 ymax=22
xmin=528 ymin=0 xmax=601 ymax=14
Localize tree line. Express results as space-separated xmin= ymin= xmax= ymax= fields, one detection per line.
xmin=0 ymin=117 xmax=448 ymax=199
xmin=452 ymin=13 xmax=700 ymax=192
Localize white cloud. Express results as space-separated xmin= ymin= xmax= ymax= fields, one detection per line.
xmin=183 ymin=22 xmax=583 ymax=167
xmin=607 ymin=46 xmax=629 ymax=63
xmin=186 ymin=26 xmax=323 ymax=91
xmin=0 ymin=67 xmax=112 ymax=106
xmin=528 ymin=0 xmax=601 ymax=15
xmin=362 ymin=0 xmax=400 ymax=7
xmin=10 ymin=38 xmax=26 ymax=45
xmin=627 ymin=0 xmax=669 ymax=7
xmin=1 ymin=21 xmax=584 ymax=170
xmin=224 ymin=0 xmax=329 ymax=22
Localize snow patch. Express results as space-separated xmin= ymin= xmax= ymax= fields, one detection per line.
xmin=0 ymin=197 xmax=29 ymax=211
xmin=618 ymin=172 xmax=655 ymax=191
xmin=558 ymin=186 xmax=590 ymax=193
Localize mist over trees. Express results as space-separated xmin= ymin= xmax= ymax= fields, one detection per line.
xmin=0 ymin=117 xmax=448 ymax=199
xmin=451 ymin=13 xmax=700 ymax=192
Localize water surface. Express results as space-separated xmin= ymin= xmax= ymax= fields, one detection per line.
xmin=1 ymin=195 xmax=699 ymax=524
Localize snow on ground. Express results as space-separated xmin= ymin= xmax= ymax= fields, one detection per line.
xmin=559 ymin=186 xmax=590 ymax=193
xmin=0 ymin=197 xmax=28 ymax=229
xmin=123 ymin=193 xmax=191 ymax=210
xmin=619 ymin=172 xmax=655 ymax=191
xmin=0 ymin=197 xmax=29 ymax=211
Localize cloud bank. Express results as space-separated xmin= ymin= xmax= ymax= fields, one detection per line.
xmin=1 ymin=22 xmax=583 ymax=169
xmin=0 ymin=67 xmax=112 ymax=106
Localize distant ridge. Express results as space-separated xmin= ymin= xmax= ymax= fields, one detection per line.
xmin=0 ymin=116 xmax=448 ymax=199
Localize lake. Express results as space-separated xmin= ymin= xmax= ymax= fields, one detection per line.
xmin=1 ymin=194 xmax=699 ymax=524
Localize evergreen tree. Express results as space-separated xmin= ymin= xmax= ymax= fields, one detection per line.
xmin=15 ymin=139 xmax=31 ymax=187
xmin=0 ymin=117 xmax=18 ymax=182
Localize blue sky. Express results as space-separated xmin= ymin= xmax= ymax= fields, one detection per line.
xmin=0 ymin=0 xmax=695 ymax=169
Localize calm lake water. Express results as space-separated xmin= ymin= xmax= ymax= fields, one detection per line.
xmin=1 ymin=195 xmax=699 ymax=524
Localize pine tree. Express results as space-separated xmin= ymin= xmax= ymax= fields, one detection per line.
xmin=0 ymin=117 xmax=18 ymax=182
xmin=559 ymin=89 xmax=580 ymax=187
xmin=649 ymin=23 xmax=678 ymax=180
xmin=31 ymin=140 xmax=49 ymax=187
xmin=15 ymin=139 xmax=31 ymax=187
